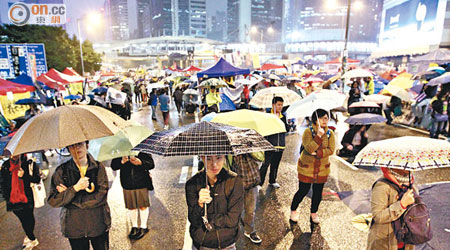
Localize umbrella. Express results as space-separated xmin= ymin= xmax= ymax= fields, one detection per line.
xmin=219 ymin=93 xmax=236 ymax=112
xmin=267 ymin=74 xmax=281 ymax=81
xmin=412 ymin=71 xmax=441 ymax=81
xmin=287 ymin=76 xmax=301 ymax=81
xmin=198 ymin=78 xmax=228 ymax=89
xmin=201 ymin=112 xmax=217 ymax=122
xmin=15 ymin=98 xmax=45 ymax=105
xmin=349 ymin=101 xmax=380 ymax=109
xmin=183 ymin=89 xmax=199 ymax=95
xmin=211 ymin=110 xmax=287 ymax=136
xmin=92 ymin=87 xmax=108 ymax=94
xmin=303 ymin=77 xmax=324 ymax=83
xmin=88 ymin=122 xmax=153 ymax=162
xmin=383 ymin=85 xmax=411 ymax=101
xmin=64 ymin=95 xmax=82 ymax=100
xmin=133 ymin=121 xmax=274 ymax=157
xmin=5 ymin=105 xmax=128 ymax=156
xmin=387 ymin=76 xmax=414 ymax=89
xmin=427 ymin=66 xmax=446 ymax=74
xmin=344 ymin=113 xmax=387 ymax=125
xmin=342 ymin=69 xmax=373 ymax=78
xmin=249 ymin=87 xmax=301 ymax=108
xmin=353 ymin=136 xmax=450 ymax=171
xmin=427 ymin=72 xmax=450 ymax=86
xmin=351 ymin=214 xmax=372 ymax=232
xmin=363 ymin=94 xmax=391 ymax=104
xmin=286 ymin=90 xmax=346 ymax=118
xmin=148 ymin=82 xmax=167 ymax=89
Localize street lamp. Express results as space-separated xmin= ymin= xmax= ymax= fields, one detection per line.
xmin=251 ymin=26 xmax=274 ymax=43
xmin=77 ymin=12 xmax=102 ymax=76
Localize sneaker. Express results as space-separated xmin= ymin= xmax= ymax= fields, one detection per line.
xmin=244 ymin=232 xmax=262 ymax=244
xmin=134 ymin=228 xmax=149 ymax=240
xmin=23 ymin=236 xmax=31 ymax=247
xmin=310 ymin=213 xmax=320 ymax=224
xmin=128 ymin=227 xmax=139 ymax=239
xmin=269 ymin=183 xmax=281 ymax=189
xmin=24 ymin=239 xmax=39 ymax=250
xmin=290 ymin=210 xmax=299 ymax=223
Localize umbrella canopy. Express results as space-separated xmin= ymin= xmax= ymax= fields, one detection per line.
xmin=427 ymin=72 xmax=450 ymax=86
xmin=427 ymin=66 xmax=446 ymax=74
xmin=148 ymin=82 xmax=167 ymax=89
xmin=183 ymin=89 xmax=200 ymax=95
xmin=267 ymin=74 xmax=281 ymax=81
xmin=286 ymin=90 xmax=346 ymax=118
xmin=287 ymin=76 xmax=301 ymax=81
xmin=64 ymin=95 xmax=82 ymax=100
xmin=133 ymin=121 xmax=274 ymax=157
xmin=349 ymin=101 xmax=380 ymax=109
xmin=260 ymin=63 xmax=285 ymax=71
xmin=198 ymin=78 xmax=228 ymax=89
xmin=5 ymin=105 xmax=128 ymax=156
xmin=219 ymin=93 xmax=236 ymax=112
xmin=197 ymin=58 xmax=250 ymax=78
xmin=344 ymin=113 xmax=387 ymax=125
xmin=92 ymin=87 xmax=108 ymax=94
xmin=383 ymin=85 xmax=411 ymax=101
xmin=88 ymin=122 xmax=153 ymax=162
xmin=303 ymin=77 xmax=324 ymax=83
xmin=211 ymin=109 xmax=286 ymax=136
xmin=412 ymin=71 xmax=441 ymax=81
xmin=249 ymin=87 xmax=301 ymax=108
xmin=388 ymin=76 xmax=414 ymax=89
xmin=353 ymin=136 xmax=450 ymax=171
xmin=201 ymin=112 xmax=217 ymax=122
xmin=363 ymin=94 xmax=391 ymax=104
xmin=15 ymin=98 xmax=45 ymax=105
xmin=342 ymin=68 xmax=373 ymax=79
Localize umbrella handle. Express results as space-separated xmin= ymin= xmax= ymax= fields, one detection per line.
xmin=85 ymin=183 xmax=95 ymax=193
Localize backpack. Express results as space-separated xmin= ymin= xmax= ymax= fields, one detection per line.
xmin=299 ymin=125 xmax=331 ymax=155
xmin=372 ymin=178 xmax=433 ymax=245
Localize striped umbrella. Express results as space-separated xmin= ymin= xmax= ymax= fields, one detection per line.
xmin=249 ymin=87 xmax=301 ymax=108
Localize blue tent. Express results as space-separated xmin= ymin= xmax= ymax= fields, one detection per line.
xmin=197 ymin=58 xmax=250 ymax=78
xmin=11 ymin=74 xmax=35 ymax=87
xmin=219 ymin=93 xmax=236 ymax=112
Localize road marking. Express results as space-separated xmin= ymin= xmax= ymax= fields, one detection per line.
xmin=179 ymin=166 xmax=189 ymax=184
xmin=182 ymin=220 xmax=192 ymax=249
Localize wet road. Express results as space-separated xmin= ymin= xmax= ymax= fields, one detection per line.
xmin=1 ymin=103 xmax=449 ymax=250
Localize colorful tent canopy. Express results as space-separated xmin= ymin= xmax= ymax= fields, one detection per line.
xmin=0 ymin=78 xmax=35 ymax=95
xmin=11 ymin=74 xmax=35 ymax=87
xmin=183 ymin=65 xmax=202 ymax=72
xmin=36 ymin=74 xmax=66 ymax=91
xmin=63 ymin=67 xmax=83 ymax=79
xmin=197 ymin=58 xmax=250 ymax=78
xmin=45 ymin=68 xmax=83 ymax=84
xmin=259 ymin=63 xmax=285 ymax=71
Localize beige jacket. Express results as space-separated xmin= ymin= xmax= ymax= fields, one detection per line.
xmin=367 ymin=181 xmax=414 ymax=250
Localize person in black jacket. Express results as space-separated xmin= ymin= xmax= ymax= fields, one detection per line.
xmin=48 ymin=141 xmax=111 ymax=250
xmin=1 ymin=154 xmax=40 ymax=249
xmin=258 ymin=96 xmax=289 ymax=189
xmin=384 ymin=96 xmax=402 ymax=125
xmin=338 ymin=125 xmax=369 ymax=160
xmin=185 ymin=155 xmax=244 ymax=250
xmin=111 ymin=153 xmax=155 ymax=240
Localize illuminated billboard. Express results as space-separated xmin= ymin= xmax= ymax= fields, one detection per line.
xmin=379 ymin=0 xmax=447 ymax=49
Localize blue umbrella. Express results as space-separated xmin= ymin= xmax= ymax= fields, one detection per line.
xmin=64 ymin=95 xmax=82 ymax=100
xmin=15 ymin=98 xmax=45 ymax=105
xmin=92 ymin=87 xmax=108 ymax=94
xmin=219 ymin=93 xmax=236 ymax=112
xmin=201 ymin=112 xmax=217 ymax=122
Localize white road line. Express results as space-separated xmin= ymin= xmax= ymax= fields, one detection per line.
xmin=179 ymin=166 xmax=190 ymax=184
xmin=182 ymin=220 xmax=192 ymax=250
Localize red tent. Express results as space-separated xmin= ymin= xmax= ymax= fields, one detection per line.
xmin=0 ymin=78 xmax=35 ymax=95
xmin=259 ymin=63 xmax=286 ymax=71
xmin=63 ymin=67 xmax=83 ymax=78
xmin=45 ymin=68 xmax=83 ymax=84
xmin=36 ymin=74 xmax=66 ymax=91
xmin=183 ymin=65 xmax=202 ymax=72
xmin=325 ymin=58 xmax=360 ymax=64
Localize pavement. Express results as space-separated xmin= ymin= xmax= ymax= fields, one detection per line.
xmin=1 ymin=103 xmax=449 ymax=250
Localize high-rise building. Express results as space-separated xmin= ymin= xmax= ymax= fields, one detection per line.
xmin=227 ymin=0 xmax=251 ymax=43
xmin=207 ymin=10 xmax=226 ymax=41
xmin=190 ymin=0 xmax=207 ymax=37
xmin=178 ymin=0 xmax=190 ymax=36
xmin=250 ymin=0 xmax=283 ymax=42
xmin=109 ymin=0 xmax=130 ymax=40
xmin=149 ymin=0 xmax=173 ymax=36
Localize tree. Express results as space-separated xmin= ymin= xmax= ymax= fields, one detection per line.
xmin=0 ymin=24 xmax=102 ymax=74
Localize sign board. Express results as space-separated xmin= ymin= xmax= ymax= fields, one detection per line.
xmin=0 ymin=43 xmax=48 ymax=80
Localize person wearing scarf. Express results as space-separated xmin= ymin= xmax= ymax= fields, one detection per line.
xmin=367 ymin=167 xmax=416 ymax=250
xmin=0 ymin=154 xmax=40 ymax=249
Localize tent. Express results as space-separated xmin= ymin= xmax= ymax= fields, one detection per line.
xmin=0 ymin=78 xmax=35 ymax=94
xmin=63 ymin=67 xmax=83 ymax=79
xmin=182 ymin=65 xmax=202 ymax=72
xmin=45 ymin=68 xmax=83 ymax=84
xmin=11 ymin=74 xmax=35 ymax=87
xmin=36 ymin=74 xmax=66 ymax=91
xmin=324 ymin=57 xmax=360 ymax=74
xmin=410 ymin=49 xmax=450 ymax=63
xmin=259 ymin=63 xmax=285 ymax=71
xmin=197 ymin=58 xmax=250 ymax=78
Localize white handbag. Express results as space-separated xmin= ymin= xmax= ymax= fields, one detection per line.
xmin=29 ymin=162 xmax=46 ymax=208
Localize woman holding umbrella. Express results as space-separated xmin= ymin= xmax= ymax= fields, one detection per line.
xmin=290 ymin=109 xmax=335 ymax=224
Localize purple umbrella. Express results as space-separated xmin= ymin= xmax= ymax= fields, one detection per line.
xmin=345 ymin=113 xmax=387 ymax=125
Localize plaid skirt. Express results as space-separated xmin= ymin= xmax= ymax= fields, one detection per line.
xmin=123 ymin=188 xmax=150 ymax=209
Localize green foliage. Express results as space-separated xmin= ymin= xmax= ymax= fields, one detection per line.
xmin=0 ymin=24 xmax=102 ymax=74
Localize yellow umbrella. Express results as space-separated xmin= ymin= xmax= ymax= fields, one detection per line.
xmin=5 ymin=105 xmax=128 ymax=156
xmin=351 ymin=213 xmax=372 ymax=232
xmin=388 ymin=75 xmax=414 ymax=89
xmin=382 ymin=85 xmax=411 ymax=101
xmin=211 ymin=109 xmax=286 ymax=136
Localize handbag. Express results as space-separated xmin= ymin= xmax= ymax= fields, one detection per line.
xmin=29 ymin=162 xmax=46 ymax=208
xmin=434 ymin=113 xmax=448 ymax=122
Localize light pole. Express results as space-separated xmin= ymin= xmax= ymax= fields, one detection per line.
xmin=251 ymin=26 xmax=274 ymax=44
xmin=76 ymin=18 xmax=85 ymax=76
xmin=77 ymin=12 xmax=102 ymax=76
xmin=341 ymin=0 xmax=352 ymax=78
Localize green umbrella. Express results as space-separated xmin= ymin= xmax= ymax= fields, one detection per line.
xmin=198 ymin=78 xmax=228 ymax=88
xmin=89 ymin=122 xmax=153 ymax=162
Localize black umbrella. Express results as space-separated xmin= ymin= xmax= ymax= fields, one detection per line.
xmin=345 ymin=113 xmax=387 ymax=125
xmin=133 ymin=121 xmax=274 ymax=230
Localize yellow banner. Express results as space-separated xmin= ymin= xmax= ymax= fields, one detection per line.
xmin=252 ymin=54 xmax=261 ymax=69
xmin=0 ymin=92 xmax=32 ymax=120
xmin=68 ymin=82 xmax=84 ymax=95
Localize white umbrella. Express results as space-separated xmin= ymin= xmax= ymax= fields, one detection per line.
xmin=249 ymin=87 xmax=301 ymax=108
xmin=286 ymin=90 xmax=346 ymax=118
xmin=383 ymin=85 xmax=412 ymax=101
xmin=342 ymin=68 xmax=373 ymax=78
xmin=183 ymin=89 xmax=199 ymax=95
xmin=427 ymin=72 xmax=450 ymax=86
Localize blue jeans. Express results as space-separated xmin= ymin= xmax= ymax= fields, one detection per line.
xmin=430 ymin=118 xmax=446 ymax=138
